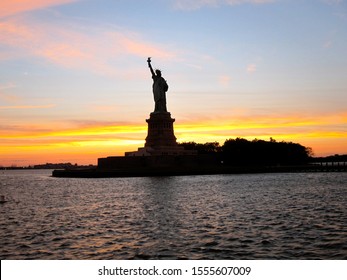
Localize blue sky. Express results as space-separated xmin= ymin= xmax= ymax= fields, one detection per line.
xmin=0 ymin=0 xmax=347 ymax=165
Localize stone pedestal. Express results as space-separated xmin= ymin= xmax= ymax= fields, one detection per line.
xmin=145 ymin=112 xmax=177 ymax=147
xmin=125 ymin=112 xmax=197 ymax=156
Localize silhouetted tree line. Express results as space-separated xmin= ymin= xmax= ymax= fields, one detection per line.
xmin=179 ymin=138 xmax=313 ymax=166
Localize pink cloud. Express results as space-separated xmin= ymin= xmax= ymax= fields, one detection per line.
xmin=0 ymin=82 xmax=17 ymax=91
xmin=0 ymin=20 xmax=36 ymax=44
xmin=0 ymin=0 xmax=78 ymax=18
xmin=0 ymin=92 xmax=20 ymax=103
xmin=218 ymin=75 xmax=231 ymax=86
xmin=36 ymin=42 xmax=94 ymax=69
xmin=113 ymin=33 xmax=175 ymax=59
xmin=0 ymin=17 xmax=176 ymax=76
xmin=247 ymin=63 xmax=257 ymax=73
xmin=0 ymin=83 xmax=20 ymax=103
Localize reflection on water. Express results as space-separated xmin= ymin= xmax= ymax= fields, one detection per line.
xmin=0 ymin=170 xmax=346 ymax=259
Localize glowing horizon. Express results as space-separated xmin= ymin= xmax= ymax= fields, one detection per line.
xmin=1 ymin=110 xmax=346 ymax=166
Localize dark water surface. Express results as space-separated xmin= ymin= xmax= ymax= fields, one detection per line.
xmin=0 ymin=170 xmax=346 ymax=259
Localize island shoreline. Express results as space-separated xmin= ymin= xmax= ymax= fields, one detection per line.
xmin=52 ymin=164 xmax=347 ymax=178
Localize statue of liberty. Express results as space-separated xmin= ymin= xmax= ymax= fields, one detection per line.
xmin=147 ymin=57 xmax=169 ymax=113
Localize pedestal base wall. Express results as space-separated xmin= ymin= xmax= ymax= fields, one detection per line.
xmin=98 ymin=154 xmax=221 ymax=169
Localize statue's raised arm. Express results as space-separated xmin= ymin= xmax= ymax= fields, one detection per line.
xmin=147 ymin=57 xmax=155 ymax=77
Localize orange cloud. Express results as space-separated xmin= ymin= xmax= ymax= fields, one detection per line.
xmin=0 ymin=0 xmax=78 ymax=18
xmin=0 ymin=120 xmax=146 ymax=139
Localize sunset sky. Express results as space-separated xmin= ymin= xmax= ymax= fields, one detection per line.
xmin=1 ymin=0 xmax=347 ymax=166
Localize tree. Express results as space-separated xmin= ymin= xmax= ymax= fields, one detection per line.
xmin=178 ymin=141 xmax=221 ymax=154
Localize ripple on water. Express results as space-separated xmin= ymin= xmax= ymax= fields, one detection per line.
xmin=0 ymin=170 xmax=346 ymax=259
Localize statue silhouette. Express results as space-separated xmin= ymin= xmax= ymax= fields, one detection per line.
xmin=147 ymin=57 xmax=169 ymax=113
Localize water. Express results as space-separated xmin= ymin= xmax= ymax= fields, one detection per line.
xmin=0 ymin=170 xmax=346 ymax=259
